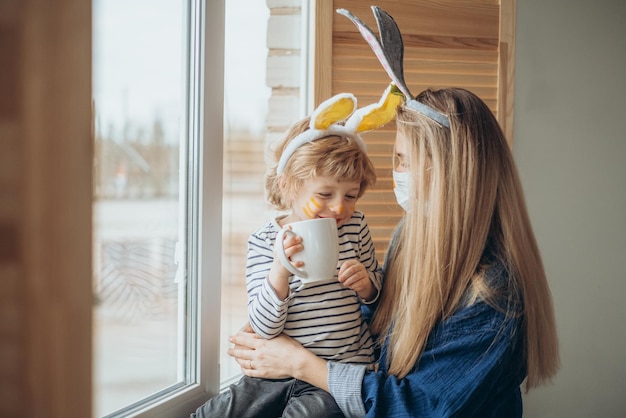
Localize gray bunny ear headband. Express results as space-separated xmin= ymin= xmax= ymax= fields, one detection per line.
xmin=337 ymin=6 xmax=451 ymax=129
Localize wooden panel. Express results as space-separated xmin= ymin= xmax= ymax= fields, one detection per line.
xmin=0 ymin=263 xmax=21 ymax=417
xmin=333 ymin=0 xmax=500 ymax=38
xmin=0 ymin=24 xmax=19 ymax=120
xmin=312 ymin=0 xmax=333 ymax=106
xmin=18 ymin=0 xmax=93 ymax=416
xmin=0 ymin=4 xmax=22 ymax=417
xmin=499 ymin=0 xmax=517 ymax=144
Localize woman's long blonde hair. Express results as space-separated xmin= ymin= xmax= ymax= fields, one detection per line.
xmin=371 ymin=88 xmax=559 ymax=390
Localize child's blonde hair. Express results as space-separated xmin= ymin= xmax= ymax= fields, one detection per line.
xmin=266 ymin=117 xmax=377 ymax=210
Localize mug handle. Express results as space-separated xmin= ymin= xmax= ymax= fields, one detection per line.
xmin=275 ymin=228 xmax=307 ymax=279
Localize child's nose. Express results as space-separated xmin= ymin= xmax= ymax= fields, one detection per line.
xmin=329 ymin=201 xmax=345 ymax=215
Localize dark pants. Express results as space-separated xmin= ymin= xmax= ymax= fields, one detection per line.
xmin=190 ymin=376 xmax=344 ymax=418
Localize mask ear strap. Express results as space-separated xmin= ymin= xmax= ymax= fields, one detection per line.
xmin=337 ymin=6 xmax=451 ymax=129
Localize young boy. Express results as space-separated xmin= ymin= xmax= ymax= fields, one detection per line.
xmin=191 ymin=88 xmax=401 ymax=418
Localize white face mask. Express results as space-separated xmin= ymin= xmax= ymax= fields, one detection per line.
xmin=392 ymin=170 xmax=411 ymax=211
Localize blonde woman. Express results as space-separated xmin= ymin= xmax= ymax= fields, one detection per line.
xmin=229 ymin=87 xmax=559 ymax=417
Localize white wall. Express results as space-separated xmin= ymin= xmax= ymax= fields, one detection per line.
xmin=515 ymin=1 xmax=626 ymax=416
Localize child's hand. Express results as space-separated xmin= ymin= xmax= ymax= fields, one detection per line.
xmin=338 ymin=260 xmax=375 ymax=301
xmin=268 ymin=227 xmax=303 ymax=299
xmin=273 ymin=226 xmax=304 ymax=273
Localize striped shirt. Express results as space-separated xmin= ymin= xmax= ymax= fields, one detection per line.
xmin=246 ymin=211 xmax=383 ymax=366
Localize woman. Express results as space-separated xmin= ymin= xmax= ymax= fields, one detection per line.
xmin=228 ymin=87 xmax=559 ymax=417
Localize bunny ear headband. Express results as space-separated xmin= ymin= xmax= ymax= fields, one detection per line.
xmin=277 ymin=83 xmax=403 ymax=174
xmin=337 ymin=6 xmax=451 ymax=129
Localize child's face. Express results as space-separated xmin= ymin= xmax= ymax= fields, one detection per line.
xmin=289 ymin=176 xmax=361 ymax=226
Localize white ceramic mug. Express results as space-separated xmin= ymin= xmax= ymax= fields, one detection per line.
xmin=275 ymin=217 xmax=339 ymax=283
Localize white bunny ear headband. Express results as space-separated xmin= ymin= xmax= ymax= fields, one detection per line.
xmin=337 ymin=6 xmax=451 ymax=129
xmin=277 ymin=83 xmax=403 ymax=174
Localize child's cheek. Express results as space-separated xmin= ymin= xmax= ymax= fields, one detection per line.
xmin=301 ymin=196 xmax=321 ymax=219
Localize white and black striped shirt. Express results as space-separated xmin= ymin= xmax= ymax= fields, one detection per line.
xmin=246 ymin=211 xmax=383 ymax=366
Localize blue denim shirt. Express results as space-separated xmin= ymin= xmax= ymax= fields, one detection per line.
xmin=328 ymin=262 xmax=526 ymax=418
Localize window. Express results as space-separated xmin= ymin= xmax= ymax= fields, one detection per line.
xmin=92 ymin=0 xmax=307 ymax=415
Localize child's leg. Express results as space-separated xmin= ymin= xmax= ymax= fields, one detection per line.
xmin=282 ymin=380 xmax=345 ymax=418
xmin=189 ymin=376 xmax=291 ymax=418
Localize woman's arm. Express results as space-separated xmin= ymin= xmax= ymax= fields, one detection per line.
xmin=228 ymin=330 xmax=329 ymax=391
xmin=356 ymin=302 xmax=525 ymax=417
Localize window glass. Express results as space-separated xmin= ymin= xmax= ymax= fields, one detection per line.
xmin=220 ymin=0 xmax=304 ymax=385
xmin=92 ymin=0 xmax=188 ymax=415
xmin=220 ymin=0 xmax=272 ymax=383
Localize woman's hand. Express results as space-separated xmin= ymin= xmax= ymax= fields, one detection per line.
xmin=228 ymin=330 xmax=303 ymax=379
xmin=338 ymin=260 xmax=375 ymax=301
xmin=228 ymin=328 xmax=330 ymax=391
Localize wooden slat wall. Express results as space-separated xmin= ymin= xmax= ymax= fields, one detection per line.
xmin=315 ymin=0 xmax=514 ymax=262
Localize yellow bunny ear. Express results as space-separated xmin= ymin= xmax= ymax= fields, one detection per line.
xmin=311 ymin=93 xmax=357 ymax=130
xmin=346 ymin=84 xmax=404 ymax=133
